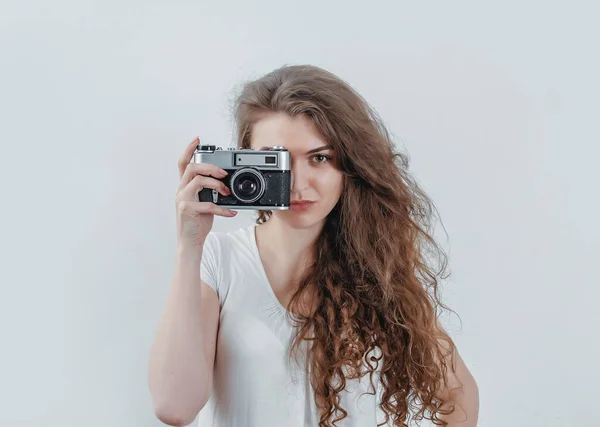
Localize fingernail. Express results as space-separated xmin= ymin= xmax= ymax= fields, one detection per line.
xmin=230 ymin=210 xmax=238 ymax=216
xmin=220 ymin=168 xmax=228 ymax=175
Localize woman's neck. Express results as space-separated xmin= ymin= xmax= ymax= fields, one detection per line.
xmin=256 ymin=216 xmax=322 ymax=269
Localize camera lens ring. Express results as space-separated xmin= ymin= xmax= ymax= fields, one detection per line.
xmin=230 ymin=167 xmax=266 ymax=203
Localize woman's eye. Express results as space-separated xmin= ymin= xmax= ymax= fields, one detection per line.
xmin=312 ymin=154 xmax=331 ymax=164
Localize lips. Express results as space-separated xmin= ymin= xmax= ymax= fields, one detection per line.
xmin=290 ymin=201 xmax=315 ymax=212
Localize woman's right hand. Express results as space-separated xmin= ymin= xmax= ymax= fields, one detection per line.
xmin=175 ymin=137 xmax=238 ymax=248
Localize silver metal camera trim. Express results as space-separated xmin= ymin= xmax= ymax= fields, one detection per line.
xmin=229 ymin=167 xmax=265 ymax=204
xmin=220 ymin=204 xmax=289 ymax=211
xmin=191 ymin=146 xmax=291 ymax=171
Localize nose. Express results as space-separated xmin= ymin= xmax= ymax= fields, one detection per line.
xmin=290 ymin=165 xmax=309 ymax=194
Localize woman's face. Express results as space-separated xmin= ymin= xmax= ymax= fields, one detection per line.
xmin=250 ymin=112 xmax=344 ymax=229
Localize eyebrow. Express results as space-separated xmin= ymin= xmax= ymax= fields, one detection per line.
xmin=259 ymin=144 xmax=333 ymax=154
xmin=305 ymin=145 xmax=333 ymax=155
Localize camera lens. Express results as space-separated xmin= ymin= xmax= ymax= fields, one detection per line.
xmin=237 ymin=176 xmax=258 ymax=197
xmin=230 ymin=168 xmax=265 ymax=203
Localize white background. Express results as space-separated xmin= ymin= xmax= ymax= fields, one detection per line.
xmin=1 ymin=1 xmax=598 ymax=426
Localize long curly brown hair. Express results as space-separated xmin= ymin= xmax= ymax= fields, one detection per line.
xmin=232 ymin=64 xmax=460 ymax=426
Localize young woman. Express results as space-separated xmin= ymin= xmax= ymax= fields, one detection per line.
xmin=148 ymin=65 xmax=479 ymax=427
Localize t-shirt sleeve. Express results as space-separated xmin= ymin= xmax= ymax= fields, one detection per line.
xmin=200 ymin=232 xmax=220 ymax=294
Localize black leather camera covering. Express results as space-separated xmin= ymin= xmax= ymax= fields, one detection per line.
xmin=198 ymin=170 xmax=291 ymax=207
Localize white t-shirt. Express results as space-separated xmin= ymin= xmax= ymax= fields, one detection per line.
xmin=197 ymin=223 xmax=383 ymax=427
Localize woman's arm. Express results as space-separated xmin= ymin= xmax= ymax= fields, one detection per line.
xmin=435 ymin=321 xmax=480 ymax=427
xmin=148 ymin=244 xmax=220 ymax=426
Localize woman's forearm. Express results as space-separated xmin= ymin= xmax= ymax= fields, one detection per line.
xmin=148 ymin=245 xmax=212 ymax=425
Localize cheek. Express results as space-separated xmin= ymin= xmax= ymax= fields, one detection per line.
xmin=317 ymin=172 xmax=343 ymax=199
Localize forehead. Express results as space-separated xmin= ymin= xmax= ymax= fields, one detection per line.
xmin=250 ymin=112 xmax=329 ymax=152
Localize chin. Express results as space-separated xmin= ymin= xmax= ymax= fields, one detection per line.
xmin=273 ymin=210 xmax=319 ymax=228
xmin=274 ymin=210 xmax=326 ymax=229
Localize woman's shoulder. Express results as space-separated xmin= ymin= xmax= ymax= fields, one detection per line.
xmin=204 ymin=222 xmax=255 ymax=256
xmin=200 ymin=223 xmax=256 ymax=298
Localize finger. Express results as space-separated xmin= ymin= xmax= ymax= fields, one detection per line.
xmin=178 ymin=200 xmax=238 ymax=217
xmin=202 ymin=203 xmax=238 ymax=217
xmin=177 ymin=137 xmax=200 ymax=178
xmin=178 ymin=163 xmax=228 ymax=192
xmin=180 ymin=174 xmax=231 ymax=200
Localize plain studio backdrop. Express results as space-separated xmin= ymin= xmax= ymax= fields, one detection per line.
xmin=1 ymin=0 xmax=598 ymax=426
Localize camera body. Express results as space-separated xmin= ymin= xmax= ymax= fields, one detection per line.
xmin=191 ymin=145 xmax=291 ymax=210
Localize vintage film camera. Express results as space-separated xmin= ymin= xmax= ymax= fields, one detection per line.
xmin=191 ymin=145 xmax=291 ymax=210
